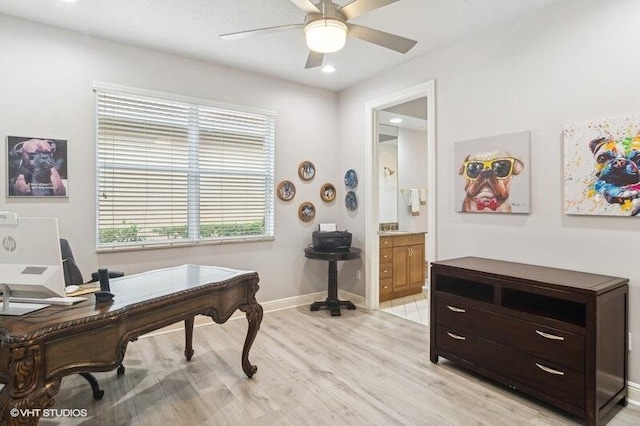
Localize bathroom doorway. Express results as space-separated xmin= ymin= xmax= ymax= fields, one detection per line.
xmin=364 ymin=81 xmax=436 ymax=324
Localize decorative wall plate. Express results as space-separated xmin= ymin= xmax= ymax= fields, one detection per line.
xmin=277 ymin=180 xmax=296 ymax=201
xmin=298 ymin=161 xmax=316 ymax=181
xmin=320 ymin=183 xmax=336 ymax=202
xmin=344 ymin=169 xmax=358 ymax=189
xmin=298 ymin=201 xmax=316 ymax=222
xmin=345 ymin=191 xmax=358 ymax=211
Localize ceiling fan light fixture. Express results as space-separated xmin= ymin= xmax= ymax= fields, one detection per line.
xmin=304 ymin=19 xmax=347 ymax=53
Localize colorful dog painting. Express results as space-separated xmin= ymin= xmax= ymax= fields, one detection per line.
xmin=564 ymin=115 xmax=640 ymax=216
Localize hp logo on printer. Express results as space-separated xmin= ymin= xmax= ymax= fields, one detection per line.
xmin=2 ymin=236 xmax=17 ymax=252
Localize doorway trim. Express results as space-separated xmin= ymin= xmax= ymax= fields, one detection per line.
xmin=364 ymin=80 xmax=436 ymax=310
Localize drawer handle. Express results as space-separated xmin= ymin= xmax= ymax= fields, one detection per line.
xmin=447 ymin=305 xmax=466 ymax=313
xmin=535 ymin=330 xmax=564 ymax=341
xmin=446 ymin=332 xmax=466 ymax=341
xmin=535 ymin=363 xmax=565 ymax=376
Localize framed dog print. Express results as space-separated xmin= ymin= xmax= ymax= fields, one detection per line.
xmin=564 ymin=114 xmax=640 ymax=216
xmin=7 ymin=136 xmax=68 ymax=197
xmin=454 ymin=131 xmax=530 ymax=213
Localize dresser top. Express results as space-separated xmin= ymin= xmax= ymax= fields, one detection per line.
xmin=432 ymin=256 xmax=628 ymax=294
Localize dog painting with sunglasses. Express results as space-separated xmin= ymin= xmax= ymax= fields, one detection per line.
xmin=458 ymin=150 xmax=524 ymax=212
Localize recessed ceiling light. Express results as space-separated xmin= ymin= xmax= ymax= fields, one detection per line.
xmin=322 ymin=65 xmax=336 ymax=73
xmin=390 ymin=118 xmax=402 ymax=124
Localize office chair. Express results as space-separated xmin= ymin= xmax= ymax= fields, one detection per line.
xmin=59 ymin=238 xmax=125 ymax=400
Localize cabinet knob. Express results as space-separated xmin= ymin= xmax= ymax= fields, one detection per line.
xmin=383 ymin=270 xmax=388 ymax=273
xmin=383 ymin=255 xmax=388 ymax=259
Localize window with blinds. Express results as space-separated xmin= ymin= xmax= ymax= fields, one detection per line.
xmin=94 ymin=84 xmax=275 ymax=250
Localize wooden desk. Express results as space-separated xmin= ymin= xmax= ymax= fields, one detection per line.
xmin=0 ymin=264 xmax=263 ymax=426
xmin=304 ymin=246 xmax=361 ymax=316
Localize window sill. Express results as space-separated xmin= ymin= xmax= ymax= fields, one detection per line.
xmin=96 ymin=236 xmax=275 ymax=253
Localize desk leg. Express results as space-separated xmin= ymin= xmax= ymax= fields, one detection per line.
xmin=184 ymin=317 xmax=195 ymax=361
xmin=0 ymin=345 xmax=61 ymax=426
xmin=239 ymin=298 xmax=263 ymax=378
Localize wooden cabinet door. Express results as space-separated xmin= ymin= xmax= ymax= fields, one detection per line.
xmin=392 ymin=246 xmax=409 ymax=292
xmin=408 ymin=244 xmax=425 ymax=290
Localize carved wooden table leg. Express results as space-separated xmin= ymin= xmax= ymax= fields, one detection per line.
xmin=0 ymin=345 xmax=61 ymax=426
xmin=239 ymin=299 xmax=263 ymax=378
xmin=184 ymin=317 xmax=195 ymax=361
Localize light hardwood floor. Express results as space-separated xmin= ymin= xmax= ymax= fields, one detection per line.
xmin=45 ymin=306 xmax=639 ymax=425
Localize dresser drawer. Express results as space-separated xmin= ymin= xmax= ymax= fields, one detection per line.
xmin=380 ymin=263 xmax=393 ymax=279
xmin=380 ymin=248 xmax=393 ymax=263
xmin=435 ymin=295 xmax=585 ymax=371
xmin=435 ymin=325 xmax=485 ymax=365
xmin=481 ymin=340 xmax=585 ymax=408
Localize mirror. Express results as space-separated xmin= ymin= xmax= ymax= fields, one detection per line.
xmin=376 ymin=98 xmax=428 ymax=230
xmin=378 ymin=124 xmax=398 ymax=224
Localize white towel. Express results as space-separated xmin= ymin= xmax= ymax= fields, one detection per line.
xmin=420 ymin=189 xmax=427 ymax=205
xmin=410 ymin=189 xmax=420 ymax=216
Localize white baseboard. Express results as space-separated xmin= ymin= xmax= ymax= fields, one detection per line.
xmin=629 ymin=380 xmax=640 ymax=406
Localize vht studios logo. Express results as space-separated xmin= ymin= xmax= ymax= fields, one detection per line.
xmin=2 ymin=236 xmax=17 ymax=252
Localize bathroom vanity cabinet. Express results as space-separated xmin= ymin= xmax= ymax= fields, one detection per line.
xmin=430 ymin=257 xmax=628 ymax=426
xmin=379 ymin=233 xmax=425 ymax=302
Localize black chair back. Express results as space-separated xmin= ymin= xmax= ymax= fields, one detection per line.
xmin=60 ymin=238 xmax=84 ymax=285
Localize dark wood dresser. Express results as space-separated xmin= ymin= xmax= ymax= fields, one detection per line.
xmin=429 ymin=257 xmax=628 ymax=426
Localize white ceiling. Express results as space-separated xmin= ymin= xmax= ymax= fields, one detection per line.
xmin=0 ymin=0 xmax=561 ymax=92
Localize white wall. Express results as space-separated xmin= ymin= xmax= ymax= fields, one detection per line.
xmin=0 ymin=14 xmax=341 ymax=303
xmin=338 ymin=0 xmax=640 ymax=383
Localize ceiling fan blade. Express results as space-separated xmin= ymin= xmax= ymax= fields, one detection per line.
xmin=289 ymin=0 xmax=320 ymax=14
xmin=340 ymin=0 xmax=399 ymax=20
xmin=220 ymin=24 xmax=304 ymax=41
xmin=305 ymin=50 xmax=325 ymax=69
xmin=347 ymin=24 xmax=417 ymax=54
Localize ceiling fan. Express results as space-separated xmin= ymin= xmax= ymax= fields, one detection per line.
xmin=220 ymin=0 xmax=417 ymax=69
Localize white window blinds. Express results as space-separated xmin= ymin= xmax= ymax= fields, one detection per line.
xmin=94 ymin=84 xmax=275 ymax=250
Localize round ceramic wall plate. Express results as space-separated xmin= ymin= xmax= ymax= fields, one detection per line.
xmin=344 ymin=169 xmax=358 ymax=189
xmin=298 ymin=161 xmax=316 ymax=181
xmin=345 ymin=191 xmax=357 ymax=211
xmin=298 ymin=201 xmax=316 ymax=222
xmin=277 ymin=180 xmax=296 ymax=201
xmin=320 ymin=183 xmax=336 ymax=202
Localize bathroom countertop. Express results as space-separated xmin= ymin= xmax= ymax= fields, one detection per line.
xmin=378 ymin=230 xmax=426 ymax=236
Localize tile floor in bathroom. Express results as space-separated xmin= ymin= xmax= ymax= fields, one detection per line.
xmin=379 ymin=291 xmax=428 ymax=326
